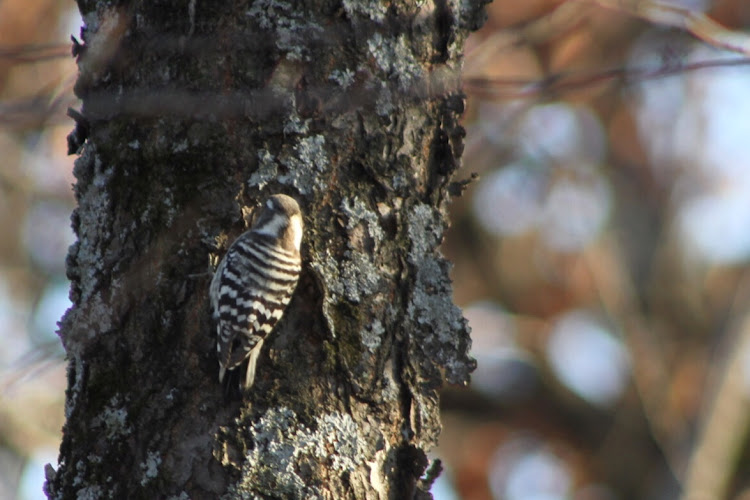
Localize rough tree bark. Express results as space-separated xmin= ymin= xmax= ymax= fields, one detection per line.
xmin=46 ymin=0 xmax=487 ymax=498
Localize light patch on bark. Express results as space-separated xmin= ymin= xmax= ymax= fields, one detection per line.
xmin=278 ymin=135 xmax=329 ymax=195
xmin=368 ymin=446 xmax=390 ymax=500
xmin=247 ymin=0 xmax=324 ymax=62
xmin=362 ymin=319 xmax=385 ymax=351
xmin=229 ymin=407 xmax=378 ymax=498
xmin=406 ymin=202 xmax=474 ymax=386
xmin=248 ymin=150 xmax=279 ymax=190
xmin=329 ymin=68 xmax=355 ymax=88
xmin=93 ymin=396 xmax=132 ymax=440
xmin=367 ymin=33 xmax=423 ymax=92
xmin=140 ymin=451 xmax=162 ymax=486
xmin=74 ymin=146 xmax=114 ymax=302
xmin=342 ymin=0 xmax=388 ymax=23
xmin=341 ymin=196 xmax=385 ymax=248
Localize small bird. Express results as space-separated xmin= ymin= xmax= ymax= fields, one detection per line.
xmin=210 ymin=194 xmax=303 ymax=390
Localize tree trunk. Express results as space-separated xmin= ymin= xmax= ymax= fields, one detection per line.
xmin=47 ymin=1 xmax=487 ymax=498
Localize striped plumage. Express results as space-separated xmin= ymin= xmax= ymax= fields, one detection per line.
xmin=210 ymin=194 xmax=303 ymax=390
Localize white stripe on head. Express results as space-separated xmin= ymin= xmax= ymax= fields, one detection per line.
xmin=254 ymin=213 xmax=285 ymax=237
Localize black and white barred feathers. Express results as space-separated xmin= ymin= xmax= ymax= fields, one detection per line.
xmin=210 ymin=194 xmax=303 ymax=390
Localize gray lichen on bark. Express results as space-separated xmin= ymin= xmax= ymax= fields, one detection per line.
xmin=48 ymin=0 xmax=488 ymax=498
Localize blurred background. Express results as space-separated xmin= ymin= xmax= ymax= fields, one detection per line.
xmin=2 ymin=0 xmax=750 ymax=499
xmin=0 ymin=1 xmax=79 ymax=499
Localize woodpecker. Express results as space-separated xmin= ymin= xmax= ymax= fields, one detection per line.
xmin=210 ymin=194 xmax=303 ymax=390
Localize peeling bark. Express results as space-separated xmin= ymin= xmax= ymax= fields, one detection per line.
xmin=47 ymin=1 xmax=487 ymax=498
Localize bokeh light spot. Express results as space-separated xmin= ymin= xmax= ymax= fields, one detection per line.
xmin=679 ymin=186 xmax=750 ymax=264
xmin=473 ymin=164 xmax=546 ymax=237
xmin=540 ymin=174 xmax=611 ymax=252
xmin=22 ymin=201 xmax=75 ymax=275
xmin=489 ymin=435 xmax=572 ymax=500
xmin=546 ymin=311 xmax=630 ymax=407
xmin=518 ymin=103 xmax=606 ymax=167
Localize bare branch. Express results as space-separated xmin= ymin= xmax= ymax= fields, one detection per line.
xmin=591 ymin=0 xmax=750 ymax=56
